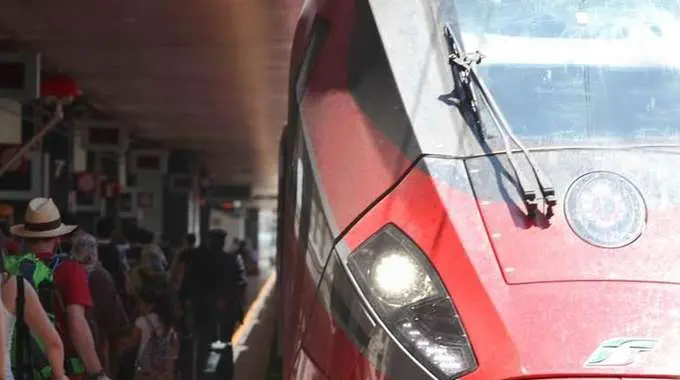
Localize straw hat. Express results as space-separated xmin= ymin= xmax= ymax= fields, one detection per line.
xmin=10 ymin=197 xmax=77 ymax=238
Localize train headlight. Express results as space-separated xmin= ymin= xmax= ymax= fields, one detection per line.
xmin=371 ymin=251 xmax=436 ymax=308
xmin=347 ymin=224 xmax=477 ymax=379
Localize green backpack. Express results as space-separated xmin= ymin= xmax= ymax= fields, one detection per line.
xmin=4 ymin=252 xmax=86 ymax=379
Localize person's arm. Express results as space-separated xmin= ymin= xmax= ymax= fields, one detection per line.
xmin=58 ymin=264 xmax=104 ymax=376
xmin=66 ymin=305 xmax=103 ymax=374
xmin=0 ymin=281 xmax=6 ymax=380
xmin=22 ymin=278 xmax=66 ymax=378
xmin=234 ymin=254 xmax=248 ymax=293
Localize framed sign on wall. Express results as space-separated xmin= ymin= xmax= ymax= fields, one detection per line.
xmin=73 ymin=171 xmax=101 ymax=212
xmin=0 ymin=150 xmax=41 ymax=200
xmin=119 ymin=187 xmax=138 ymax=218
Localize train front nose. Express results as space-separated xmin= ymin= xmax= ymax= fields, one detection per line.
xmin=466 ymin=280 xmax=680 ymax=379
xmin=339 ymin=154 xmax=680 ymax=379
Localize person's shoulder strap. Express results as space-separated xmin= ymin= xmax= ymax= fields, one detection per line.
xmin=145 ymin=315 xmax=160 ymax=337
xmin=15 ymin=274 xmax=29 ymax=371
xmin=16 ymin=274 xmax=24 ymax=321
xmin=49 ymin=252 xmax=71 ymax=271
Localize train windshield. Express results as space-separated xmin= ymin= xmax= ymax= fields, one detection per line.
xmin=451 ymin=0 xmax=680 ymax=145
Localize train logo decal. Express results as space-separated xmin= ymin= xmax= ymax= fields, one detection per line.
xmin=584 ymin=338 xmax=658 ymax=367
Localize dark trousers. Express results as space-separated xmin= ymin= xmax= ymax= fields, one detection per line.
xmin=116 ymin=348 xmax=138 ymax=380
xmin=193 ymin=308 xmax=237 ymax=380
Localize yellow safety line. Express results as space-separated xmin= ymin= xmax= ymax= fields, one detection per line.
xmin=231 ymin=271 xmax=277 ymax=345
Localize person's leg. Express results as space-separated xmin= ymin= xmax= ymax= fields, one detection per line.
xmin=216 ymin=318 xmax=237 ymax=380
xmin=116 ymin=348 xmax=138 ymax=380
xmin=108 ymin=339 xmax=120 ymax=379
xmin=194 ymin=316 xmax=218 ymax=379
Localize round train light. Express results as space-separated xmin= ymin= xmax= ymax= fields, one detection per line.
xmin=564 ymin=171 xmax=646 ymax=248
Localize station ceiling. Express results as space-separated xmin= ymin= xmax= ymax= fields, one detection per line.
xmin=0 ymin=0 xmax=301 ymax=195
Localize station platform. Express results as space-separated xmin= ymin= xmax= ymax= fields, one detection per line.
xmin=232 ymin=262 xmax=280 ymax=380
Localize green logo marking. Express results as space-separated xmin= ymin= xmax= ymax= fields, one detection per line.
xmin=584 ymin=338 xmax=658 ymax=367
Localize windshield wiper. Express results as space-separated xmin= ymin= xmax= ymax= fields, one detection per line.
xmin=443 ymin=23 xmax=557 ymax=222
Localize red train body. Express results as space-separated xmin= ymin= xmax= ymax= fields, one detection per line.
xmin=277 ymin=0 xmax=680 ymax=379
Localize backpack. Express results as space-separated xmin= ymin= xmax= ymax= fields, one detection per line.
xmin=5 ymin=252 xmax=86 ymax=379
xmin=135 ymin=316 xmax=179 ymax=375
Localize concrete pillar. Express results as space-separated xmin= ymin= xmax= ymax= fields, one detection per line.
xmin=199 ymin=201 xmax=210 ymax=243
xmin=42 ymin=120 xmax=72 ymax=212
xmin=162 ymin=150 xmax=191 ymax=247
xmin=244 ymin=207 xmax=259 ymax=251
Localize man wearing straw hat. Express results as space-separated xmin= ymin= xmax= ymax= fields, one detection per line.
xmin=10 ymin=197 xmax=109 ymax=380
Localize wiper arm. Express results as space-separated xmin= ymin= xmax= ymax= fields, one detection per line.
xmin=443 ymin=23 xmax=557 ymax=221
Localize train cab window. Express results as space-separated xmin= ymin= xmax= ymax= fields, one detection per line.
xmin=295 ymin=17 xmax=329 ymax=104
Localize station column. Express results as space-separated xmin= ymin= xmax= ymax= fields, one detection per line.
xmin=162 ymin=150 xmax=192 ymax=247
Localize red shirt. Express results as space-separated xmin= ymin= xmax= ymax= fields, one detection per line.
xmin=5 ymin=239 xmax=20 ymax=254
xmin=36 ymin=252 xmax=93 ymax=355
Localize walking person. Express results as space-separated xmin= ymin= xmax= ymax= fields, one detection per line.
xmin=7 ymin=198 xmax=109 ymax=380
xmin=71 ymin=233 xmax=129 ymax=379
xmin=183 ymin=229 xmax=246 ymax=380
xmin=118 ymin=288 xmax=179 ymax=380
xmin=0 ymin=252 xmax=68 ymax=380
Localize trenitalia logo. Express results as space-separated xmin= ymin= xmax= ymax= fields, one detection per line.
xmin=584 ymin=338 xmax=658 ymax=367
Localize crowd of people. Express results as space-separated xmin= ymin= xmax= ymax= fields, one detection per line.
xmin=0 ymin=197 xmax=252 ymax=380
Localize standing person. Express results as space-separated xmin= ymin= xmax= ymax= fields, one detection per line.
xmin=119 ymin=288 xmax=178 ymax=380
xmin=0 ymin=234 xmax=9 ymax=379
xmin=8 ymin=198 xmax=109 ymax=380
xmin=169 ymin=234 xmax=196 ymax=293
xmin=95 ymin=218 xmax=128 ymax=298
xmin=170 ymin=233 xmax=197 ymax=380
xmin=127 ymin=243 xmax=169 ymax=300
xmin=0 ymin=254 xmax=68 ymax=380
xmin=183 ymin=229 xmax=246 ymax=380
xmin=232 ymin=240 xmax=259 ymax=276
xmin=71 ymin=233 xmax=129 ymax=379
xmin=57 ymin=213 xmax=82 ymax=255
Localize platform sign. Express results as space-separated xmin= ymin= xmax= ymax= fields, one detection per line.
xmin=130 ymin=149 xmax=168 ymax=174
xmin=120 ymin=191 xmax=133 ymax=213
xmin=0 ymin=150 xmax=41 ymax=200
xmin=74 ymin=171 xmax=100 ymax=210
xmin=119 ymin=187 xmax=138 ymax=218
xmin=0 ymin=99 xmax=22 ymax=145
xmin=0 ymin=52 xmax=40 ymax=101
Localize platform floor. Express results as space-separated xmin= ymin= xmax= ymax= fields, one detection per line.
xmin=233 ymin=262 xmax=279 ymax=380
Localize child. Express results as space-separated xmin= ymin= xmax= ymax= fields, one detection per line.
xmin=119 ymin=289 xmax=179 ymax=380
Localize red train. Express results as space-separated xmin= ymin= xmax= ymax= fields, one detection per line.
xmin=277 ymin=0 xmax=680 ymax=378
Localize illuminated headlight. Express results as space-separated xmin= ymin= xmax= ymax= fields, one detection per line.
xmin=347 ymin=224 xmax=477 ymax=379
xmin=565 ymin=171 xmax=646 ymax=248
